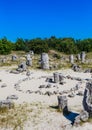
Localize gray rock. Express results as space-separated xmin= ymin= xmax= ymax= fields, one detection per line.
xmin=83 ymin=82 xmax=92 ymax=117
xmin=41 ymin=53 xmax=49 ymax=69
xmin=80 ymin=110 xmax=89 ymax=122
xmin=7 ymin=95 xmax=18 ymax=100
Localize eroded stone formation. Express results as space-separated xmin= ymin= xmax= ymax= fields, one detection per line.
xmin=83 ymin=82 xmax=92 ymax=117
xmin=53 ymin=72 xmax=64 ymax=83
xmin=26 ymin=54 xmax=32 ymax=66
xmin=17 ymin=62 xmax=26 ymax=72
xmin=12 ymin=55 xmax=17 ymax=61
xmin=41 ymin=53 xmax=49 ymax=69
xmin=81 ymin=51 xmax=86 ymax=63
xmin=57 ymin=96 xmax=68 ymax=112
xmin=69 ymin=54 xmax=74 ymax=64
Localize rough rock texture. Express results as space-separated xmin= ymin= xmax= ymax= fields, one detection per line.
xmin=41 ymin=53 xmax=49 ymax=69
xmin=69 ymin=55 xmax=74 ymax=64
xmin=83 ymin=82 xmax=92 ymax=117
xmin=57 ymin=96 xmax=68 ymax=111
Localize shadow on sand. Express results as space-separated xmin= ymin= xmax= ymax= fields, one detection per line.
xmin=50 ymin=105 xmax=79 ymax=125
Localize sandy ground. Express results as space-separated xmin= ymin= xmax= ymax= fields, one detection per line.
xmin=0 ymin=66 xmax=92 ymax=130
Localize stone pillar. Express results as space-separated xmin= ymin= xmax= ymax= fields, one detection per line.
xmin=57 ymin=96 xmax=68 ymax=112
xmin=83 ymin=82 xmax=92 ymax=117
xmin=12 ymin=55 xmax=17 ymax=61
xmin=53 ymin=72 xmax=59 ymax=83
xmin=81 ymin=51 xmax=86 ymax=63
xmin=59 ymin=73 xmax=64 ymax=82
xmin=2 ymin=58 xmax=6 ymax=63
xmin=17 ymin=62 xmax=26 ymax=72
xmin=77 ymin=54 xmax=81 ymax=61
xmin=69 ymin=55 xmax=74 ymax=64
xmin=26 ymin=54 xmax=32 ymax=66
xmin=41 ymin=53 xmax=49 ymax=69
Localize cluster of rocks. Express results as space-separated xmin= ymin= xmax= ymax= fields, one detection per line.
xmin=69 ymin=51 xmax=86 ymax=64
xmin=53 ymin=72 xmax=65 ymax=84
xmin=74 ymin=110 xmax=89 ymax=126
xmin=0 ymin=99 xmax=14 ymax=109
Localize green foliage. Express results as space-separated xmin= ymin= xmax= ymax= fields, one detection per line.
xmin=0 ymin=37 xmax=13 ymax=54
xmin=0 ymin=36 xmax=92 ymax=54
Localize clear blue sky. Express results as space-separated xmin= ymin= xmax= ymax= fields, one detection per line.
xmin=0 ymin=0 xmax=92 ymax=41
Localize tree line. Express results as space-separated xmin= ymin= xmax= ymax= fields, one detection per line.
xmin=0 ymin=36 xmax=92 ymax=54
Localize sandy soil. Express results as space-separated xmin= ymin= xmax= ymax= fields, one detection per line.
xmin=0 ymin=66 xmax=92 ymax=130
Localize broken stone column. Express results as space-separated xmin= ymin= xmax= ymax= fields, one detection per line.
xmin=83 ymin=82 xmax=92 ymax=117
xmin=41 ymin=53 xmax=49 ymax=69
xmin=12 ymin=55 xmax=17 ymax=61
xmin=53 ymin=72 xmax=59 ymax=83
xmin=2 ymin=58 xmax=6 ymax=63
xmin=57 ymin=96 xmax=68 ymax=112
xmin=26 ymin=54 xmax=32 ymax=66
xmin=17 ymin=62 xmax=26 ymax=72
xmin=81 ymin=51 xmax=86 ymax=63
xmin=77 ymin=54 xmax=81 ymax=61
xmin=59 ymin=73 xmax=64 ymax=82
xmin=69 ymin=55 xmax=74 ymax=64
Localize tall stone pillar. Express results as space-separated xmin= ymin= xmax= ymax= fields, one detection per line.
xmin=69 ymin=55 xmax=74 ymax=64
xmin=83 ymin=82 xmax=92 ymax=117
xmin=41 ymin=53 xmax=49 ymax=69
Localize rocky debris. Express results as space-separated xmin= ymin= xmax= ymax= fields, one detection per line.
xmin=68 ymin=92 xmax=75 ymax=98
xmin=80 ymin=110 xmax=89 ymax=122
xmin=39 ymin=85 xmax=46 ymax=88
xmin=83 ymin=82 xmax=92 ymax=117
xmin=72 ymin=64 xmax=81 ymax=72
xmin=17 ymin=62 xmax=27 ymax=72
xmin=35 ymin=90 xmax=42 ymax=95
xmin=45 ymin=77 xmax=53 ymax=82
xmin=0 ymin=99 xmax=14 ymax=109
xmin=26 ymin=70 xmax=31 ymax=77
xmin=1 ymin=83 xmax=7 ymax=88
xmin=0 ymin=79 xmax=2 ymax=82
xmin=7 ymin=95 xmax=18 ymax=100
xmin=45 ymin=91 xmax=53 ymax=96
xmin=12 ymin=55 xmax=17 ymax=61
xmin=45 ymin=84 xmax=52 ymax=88
xmin=10 ymin=70 xmax=20 ymax=74
xmin=74 ymin=115 xmax=81 ymax=126
xmin=77 ymin=91 xmax=84 ymax=96
xmin=26 ymin=90 xmax=33 ymax=94
xmin=84 ymin=69 xmax=92 ymax=73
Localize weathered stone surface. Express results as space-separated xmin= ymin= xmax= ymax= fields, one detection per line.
xmin=80 ymin=110 xmax=89 ymax=122
xmin=41 ymin=53 xmax=49 ymax=69
xmin=83 ymin=82 xmax=92 ymax=117
xmin=74 ymin=115 xmax=81 ymax=126
xmin=57 ymin=96 xmax=68 ymax=111
xmin=17 ymin=62 xmax=26 ymax=72
xmin=1 ymin=83 xmax=7 ymax=88
xmin=7 ymin=95 xmax=18 ymax=100
xmin=53 ymin=72 xmax=59 ymax=83
xmin=81 ymin=51 xmax=86 ymax=63
xmin=0 ymin=99 xmax=14 ymax=109
xmin=12 ymin=55 xmax=17 ymax=61
xmin=72 ymin=64 xmax=81 ymax=72
xmin=69 ymin=55 xmax=74 ymax=64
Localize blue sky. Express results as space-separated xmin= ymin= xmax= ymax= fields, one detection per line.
xmin=0 ymin=0 xmax=92 ymax=41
